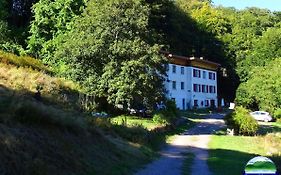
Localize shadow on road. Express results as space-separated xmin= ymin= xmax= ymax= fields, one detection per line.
xmin=135 ymin=143 xmax=281 ymax=175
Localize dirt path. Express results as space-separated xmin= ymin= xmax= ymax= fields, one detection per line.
xmin=135 ymin=114 xmax=225 ymax=175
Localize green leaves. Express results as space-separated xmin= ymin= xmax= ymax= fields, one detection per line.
xmin=236 ymin=59 xmax=281 ymax=113
xmin=28 ymin=0 xmax=86 ymax=58
xmin=53 ymin=0 xmax=167 ymax=108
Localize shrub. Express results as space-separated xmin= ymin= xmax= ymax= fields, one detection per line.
xmin=273 ymin=108 xmax=281 ymax=119
xmin=0 ymin=42 xmax=26 ymax=56
xmin=153 ymin=111 xmax=168 ymax=125
xmin=153 ymin=100 xmax=179 ymax=125
xmin=225 ymin=106 xmax=258 ymax=136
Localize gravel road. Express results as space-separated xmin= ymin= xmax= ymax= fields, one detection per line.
xmin=135 ymin=114 xmax=225 ymax=175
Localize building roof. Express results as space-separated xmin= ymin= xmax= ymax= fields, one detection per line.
xmin=161 ymin=51 xmax=221 ymax=71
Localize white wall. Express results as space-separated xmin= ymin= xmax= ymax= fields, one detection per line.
xmin=165 ymin=64 xmax=218 ymax=110
xmin=190 ymin=67 xmax=217 ymax=109
xmin=164 ymin=64 xmax=191 ymax=110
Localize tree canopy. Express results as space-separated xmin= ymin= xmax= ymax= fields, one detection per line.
xmin=54 ymin=0 xmax=167 ymax=108
xmin=1 ymin=0 xmax=281 ymax=113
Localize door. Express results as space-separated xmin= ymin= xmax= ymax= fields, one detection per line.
xmin=182 ymin=99 xmax=185 ymax=110
xmin=210 ymin=100 xmax=215 ymax=108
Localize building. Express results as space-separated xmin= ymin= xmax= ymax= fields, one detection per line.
xmin=163 ymin=52 xmax=220 ymax=110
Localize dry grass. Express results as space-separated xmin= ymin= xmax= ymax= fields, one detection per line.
xmin=0 ymin=123 xmax=151 ymax=175
xmin=0 ymin=62 xmax=81 ymax=109
xmin=262 ymin=132 xmax=281 ymax=156
xmin=0 ymin=62 xmax=78 ymax=93
xmin=0 ymin=50 xmax=50 ymax=72
xmin=0 ymin=51 xmax=153 ymax=175
xmin=0 ymin=50 xmax=81 ymax=109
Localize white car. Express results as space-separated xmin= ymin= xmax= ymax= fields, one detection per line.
xmin=250 ymin=111 xmax=273 ymax=122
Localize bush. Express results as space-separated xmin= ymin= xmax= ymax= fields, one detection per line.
xmin=153 ymin=100 xmax=179 ymax=125
xmin=153 ymin=111 xmax=168 ymax=125
xmin=273 ymin=108 xmax=281 ymax=119
xmin=225 ymin=106 xmax=258 ymax=136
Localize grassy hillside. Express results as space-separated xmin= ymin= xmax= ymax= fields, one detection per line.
xmin=0 ymin=51 xmax=153 ymax=175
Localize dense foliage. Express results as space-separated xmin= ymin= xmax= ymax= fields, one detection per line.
xmin=236 ymin=59 xmax=281 ymax=115
xmin=1 ymin=0 xmax=281 ymax=114
xmin=53 ymin=0 xmax=167 ymax=109
xmin=225 ymin=107 xmax=258 ymax=136
xmin=27 ymin=0 xmax=86 ymax=59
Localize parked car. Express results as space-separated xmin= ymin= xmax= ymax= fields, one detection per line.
xmin=128 ymin=107 xmax=151 ymax=118
xmin=249 ymin=111 xmax=273 ymax=122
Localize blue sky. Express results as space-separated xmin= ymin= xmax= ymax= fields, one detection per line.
xmin=212 ymin=0 xmax=281 ymax=11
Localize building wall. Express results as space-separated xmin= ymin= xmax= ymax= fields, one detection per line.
xmin=165 ymin=64 xmax=218 ymax=110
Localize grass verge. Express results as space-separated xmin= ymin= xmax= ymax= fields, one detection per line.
xmin=208 ymin=135 xmax=281 ymax=175
xmin=111 ymin=115 xmax=164 ymax=130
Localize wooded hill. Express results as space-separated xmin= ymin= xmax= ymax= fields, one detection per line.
xmin=1 ymin=0 xmax=281 ymax=116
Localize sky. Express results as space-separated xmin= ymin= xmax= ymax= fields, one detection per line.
xmin=212 ymin=0 xmax=281 ymax=12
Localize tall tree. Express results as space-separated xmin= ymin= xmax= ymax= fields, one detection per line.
xmin=55 ymin=0 xmax=167 ymax=108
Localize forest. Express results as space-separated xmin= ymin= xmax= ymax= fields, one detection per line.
xmin=1 ymin=0 xmax=281 ymax=115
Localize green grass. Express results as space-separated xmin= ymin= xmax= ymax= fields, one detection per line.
xmin=208 ymin=135 xmax=281 ymax=175
xmin=182 ymin=152 xmax=195 ymax=175
xmin=107 ymin=115 xmax=196 ymax=151
xmin=111 ymin=115 xmax=163 ymax=130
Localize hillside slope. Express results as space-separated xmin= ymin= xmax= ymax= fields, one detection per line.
xmin=0 ymin=51 xmax=151 ymax=175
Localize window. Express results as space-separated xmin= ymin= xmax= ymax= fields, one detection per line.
xmin=193 ymin=69 xmax=201 ymax=78
xmin=209 ymin=72 xmax=216 ymax=80
xmin=172 ymin=65 xmax=176 ymax=73
xmin=172 ymin=81 xmax=176 ymax=89
xmin=202 ymin=85 xmax=206 ymax=93
xmin=194 ymin=100 xmax=198 ymax=107
xmin=203 ymin=71 xmax=206 ymax=79
xmin=171 ymin=98 xmax=176 ymax=102
xmin=181 ymin=67 xmax=184 ymax=74
xmin=193 ymin=84 xmax=201 ymax=92
xmin=206 ymin=85 xmax=209 ymax=93
xmin=205 ymin=100 xmax=209 ymax=107
xmin=181 ymin=82 xmax=184 ymax=90
xmin=209 ymin=86 xmax=216 ymax=93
